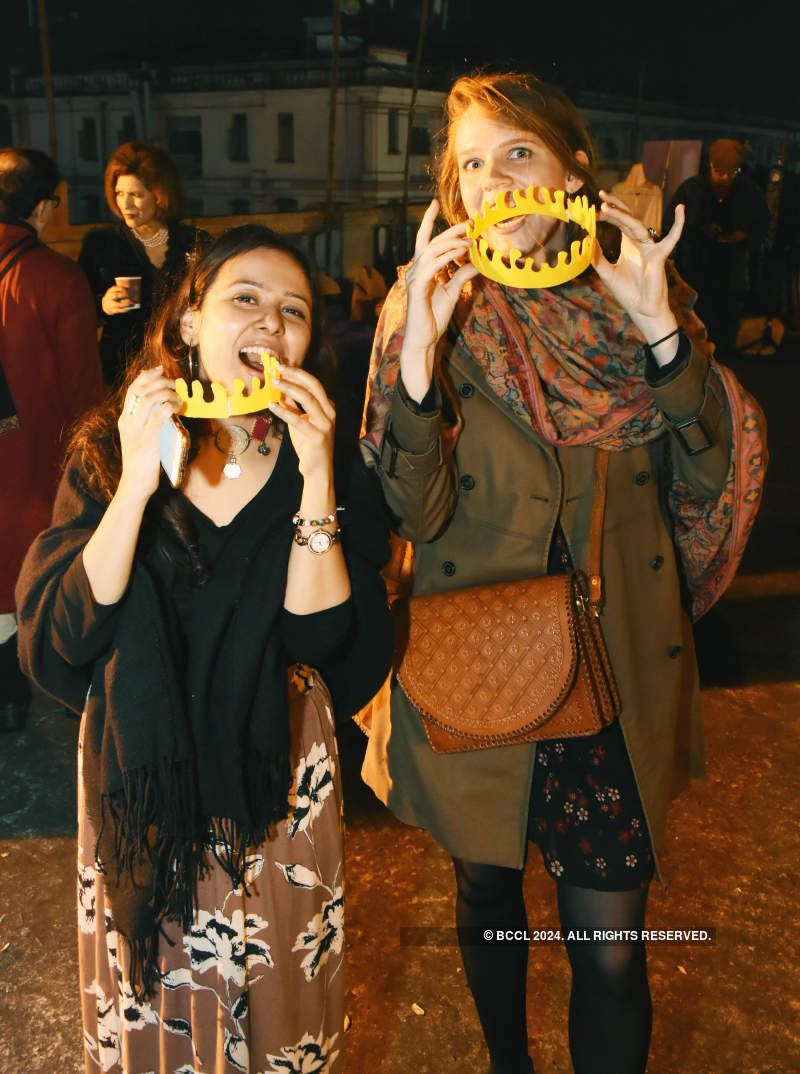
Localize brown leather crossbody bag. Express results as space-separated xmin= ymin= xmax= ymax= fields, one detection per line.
xmin=395 ymin=451 xmax=621 ymax=753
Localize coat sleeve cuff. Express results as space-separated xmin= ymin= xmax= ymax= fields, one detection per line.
xmin=378 ymin=377 xmax=444 ymax=475
xmin=646 ymin=338 xmax=723 ymax=455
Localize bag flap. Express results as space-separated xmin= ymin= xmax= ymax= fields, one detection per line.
xmin=396 ymin=574 xmax=579 ymax=739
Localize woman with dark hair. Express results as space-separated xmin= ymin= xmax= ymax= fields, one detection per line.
xmin=360 ymin=72 xmax=765 ymax=1074
xmin=17 ymin=224 xmax=393 ymax=1074
xmin=79 ymin=141 xmax=210 ymax=387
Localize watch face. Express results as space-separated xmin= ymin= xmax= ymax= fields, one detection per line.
xmin=308 ymin=529 xmax=334 ymax=554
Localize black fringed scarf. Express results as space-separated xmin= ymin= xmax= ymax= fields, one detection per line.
xmin=16 ymin=435 xmax=394 ymax=1001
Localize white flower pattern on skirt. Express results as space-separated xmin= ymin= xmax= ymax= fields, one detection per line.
xmin=77 ymin=671 xmax=345 ymax=1073
xmin=287 ymin=741 xmax=336 ymax=839
xmin=293 ymin=886 xmax=345 ymax=983
xmin=184 ymin=907 xmax=274 ymax=986
xmin=262 ymin=1028 xmax=340 ymax=1073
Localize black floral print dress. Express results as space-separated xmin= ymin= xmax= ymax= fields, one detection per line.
xmin=526 ymin=522 xmax=655 ymax=890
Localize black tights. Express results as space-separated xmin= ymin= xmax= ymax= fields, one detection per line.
xmin=453 ymin=858 xmax=652 ymax=1074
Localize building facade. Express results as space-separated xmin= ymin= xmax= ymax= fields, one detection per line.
xmin=3 ymin=48 xmax=798 ymax=283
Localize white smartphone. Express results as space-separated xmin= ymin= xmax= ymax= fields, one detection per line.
xmin=159 ymin=415 xmax=190 ymax=487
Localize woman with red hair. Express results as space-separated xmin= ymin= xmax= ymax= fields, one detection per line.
xmin=79 ymin=141 xmax=210 ymax=387
xmin=360 ymin=71 xmax=765 ymax=1074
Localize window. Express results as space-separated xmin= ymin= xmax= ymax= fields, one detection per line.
xmin=277 ymin=113 xmax=294 ymax=163
xmin=77 ymin=117 xmax=98 ymax=162
xmin=167 ymin=116 xmax=203 ymax=177
xmin=388 ymin=108 xmax=399 ymax=155
xmin=83 ymin=193 xmax=101 ymax=222
xmin=410 ymin=125 xmax=430 ymax=156
xmin=117 ymin=114 xmax=136 ymax=145
xmin=228 ymin=113 xmax=249 ymax=163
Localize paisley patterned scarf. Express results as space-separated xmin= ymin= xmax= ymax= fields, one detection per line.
xmin=362 ymin=266 xmax=766 ymax=619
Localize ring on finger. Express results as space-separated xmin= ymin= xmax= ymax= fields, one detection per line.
xmin=127 ymin=393 xmax=140 ymax=416
xmin=646 ymin=227 xmax=659 ymax=243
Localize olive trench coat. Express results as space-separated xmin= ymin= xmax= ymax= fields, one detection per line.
xmin=360 ymin=336 xmax=731 ymax=877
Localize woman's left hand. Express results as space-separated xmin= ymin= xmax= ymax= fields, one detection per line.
xmin=593 ymin=192 xmax=684 ymax=334
xmin=267 ymin=365 xmax=336 ymax=482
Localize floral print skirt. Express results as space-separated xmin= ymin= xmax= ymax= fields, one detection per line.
xmin=528 ymin=718 xmax=655 ymax=890
xmin=76 ymin=671 xmax=344 ymax=1074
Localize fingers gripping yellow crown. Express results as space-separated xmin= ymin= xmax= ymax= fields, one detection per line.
xmin=466 ymin=186 xmax=596 ymax=288
xmin=175 ymin=351 xmax=282 ymax=417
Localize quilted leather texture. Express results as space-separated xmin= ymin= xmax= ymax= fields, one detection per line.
xmin=396 ymin=572 xmax=620 ymax=753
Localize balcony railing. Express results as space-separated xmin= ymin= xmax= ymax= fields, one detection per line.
xmin=8 ymin=57 xmax=449 ymax=98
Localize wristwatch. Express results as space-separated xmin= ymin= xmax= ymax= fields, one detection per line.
xmin=294 ymin=527 xmax=342 ymax=554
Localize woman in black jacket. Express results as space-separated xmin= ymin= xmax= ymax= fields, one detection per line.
xmin=17 ymin=224 xmax=393 ymax=1074
xmin=79 ymin=141 xmax=210 ymax=387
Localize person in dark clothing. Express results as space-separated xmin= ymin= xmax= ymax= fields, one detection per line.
xmin=663 ymin=138 xmax=770 ymax=349
xmin=78 ymin=141 xmax=210 ymax=387
xmin=15 ymin=224 xmax=393 ymax=1073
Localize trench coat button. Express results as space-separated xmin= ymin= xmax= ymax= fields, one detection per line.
xmin=650 ymin=555 xmax=664 ymax=570
xmin=668 ymin=645 xmax=683 ymax=659
xmin=459 ymin=382 xmax=474 ymax=398
xmin=460 ymin=474 xmax=476 ymax=491
xmin=634 ymin=470 xmax=651 ymax=486
xmin=442 ymin=561 xmax=456 ymax=577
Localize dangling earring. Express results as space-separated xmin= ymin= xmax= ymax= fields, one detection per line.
xmin=188 ymin=346 xmax=198 ymax=381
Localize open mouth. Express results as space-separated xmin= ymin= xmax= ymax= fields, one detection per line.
xmin=466 ymin=186 xmax=596 ymax=288
xmin=239 ymin=346 xmax=279 ymax=380
xmin=491 ymin=214 xmax=525 ymax=234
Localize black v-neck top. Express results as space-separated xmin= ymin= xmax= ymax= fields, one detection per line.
xmin=159 ymin=433 xmax=353 ymax=817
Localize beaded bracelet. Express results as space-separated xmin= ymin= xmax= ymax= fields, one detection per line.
xmin=292 ymin=507 xmax=345 ymax=528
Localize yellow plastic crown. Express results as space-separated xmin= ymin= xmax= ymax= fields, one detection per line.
xmin=175 ymin=351 xmax=282 ymax=417
xmin=466 ymin=186 xmax=596 ymax=288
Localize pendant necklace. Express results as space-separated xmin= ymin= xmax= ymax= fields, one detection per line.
xmin=213 ymin=415 xmax=272 ymax=479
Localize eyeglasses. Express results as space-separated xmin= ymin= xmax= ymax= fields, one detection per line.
xmin=47 ymin=194 xmax=61 ymax=207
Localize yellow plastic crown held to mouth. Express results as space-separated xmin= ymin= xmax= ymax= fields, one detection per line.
xmin=175 ymin=350 xmax=282 ymax=418
xmin=466 ymin=186 xmax=596 ymax=288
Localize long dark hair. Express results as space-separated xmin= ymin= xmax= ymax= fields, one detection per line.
xmin=71 ymin=224 xmax=335 ymax=578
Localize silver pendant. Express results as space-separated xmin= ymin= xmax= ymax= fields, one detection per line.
xmin=223 ymin=456 xmax=241 ymax=479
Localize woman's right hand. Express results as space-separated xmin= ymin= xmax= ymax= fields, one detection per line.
xmin=117 ymin=367 xmax=182 ymax=502
xmin=101 ymin=283 xmax=133 ymax=316
xmin=400 ymin=199 xmax=478 ymax=402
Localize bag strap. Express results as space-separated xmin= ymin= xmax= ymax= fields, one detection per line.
xmin=587 ymin=449 xmax=610 ymax=610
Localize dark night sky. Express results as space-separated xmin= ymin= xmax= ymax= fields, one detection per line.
xmin=2 ymin=0 xmax=798 ymax=122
